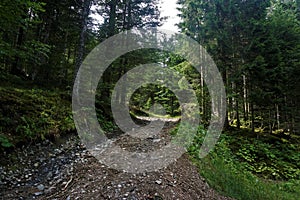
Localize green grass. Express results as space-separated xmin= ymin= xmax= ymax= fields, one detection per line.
xmin=185 ymin=126 xmax=300 ymax=200
xmin=192 ymin=153 xmax=300 ymax=200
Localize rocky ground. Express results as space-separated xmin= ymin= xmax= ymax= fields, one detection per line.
xmin=0 ymin=120 xmax=233 ymax=200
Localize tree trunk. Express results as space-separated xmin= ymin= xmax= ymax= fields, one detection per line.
xmin=119 ymin=0 xmax=132 ymax=105
xmin=276 ymin=103 xmax=280 ymax=130
xmin=74 ymin=0 xmax=92 ymax=79
xmin=100 ymin=0 xmax=117 ymax=101
xmin=11 ymin=26 xmax=25 ymax=76
xmin=108 ymin=0 xmax=117 ymax=36
xmin=236 ymin=96 xmax=240 ymax=129
xmin=251 ymin=102 xmax=255 ymax=133
xmin=243 ymin=75 xmax=248 ymax=121
xmin=222 ymin=67 xmax=230 ymax=130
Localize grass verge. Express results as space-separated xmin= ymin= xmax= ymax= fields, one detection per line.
xmin=185 ymin=126 xmax=300 ymax=200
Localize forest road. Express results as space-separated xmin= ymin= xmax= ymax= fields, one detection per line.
xmin=0 ymin=118 xmax=233 ymax=200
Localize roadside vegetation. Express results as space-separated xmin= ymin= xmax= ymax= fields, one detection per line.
xmin=1 ymin=0 xmax=299 ymax=199
xmin=0 ymin=72 xmax=74 ymax=148
xmin=185 ymin=126 xmax=300 ymax=200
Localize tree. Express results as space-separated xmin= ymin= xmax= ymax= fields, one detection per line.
xmin=94 ymin=0 xmax=163 ymax=117
xmin=0 ymin=0 xmax=49 ymax=78
xmin=74 ymin=0 xmax=93 ymax=78
xmin=177 ymin=0 xmax=300 ymax=135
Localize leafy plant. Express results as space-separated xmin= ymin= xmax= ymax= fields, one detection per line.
xmin=0 ymin=135 xmax=13 ymax=148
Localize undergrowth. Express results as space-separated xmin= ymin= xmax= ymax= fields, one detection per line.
xmin=0 ymin=86 xmax=75 ymax=148
xmin=0 ymin=72 xmax=117 ymax=149
xmin=184 ymin=125 xmax=300 ymax=200
xmin=0 ymin=72 xmax=73 ymax=148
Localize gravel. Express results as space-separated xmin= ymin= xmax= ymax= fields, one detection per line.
xmin=0 ymin=120 xmax=234 ymax=200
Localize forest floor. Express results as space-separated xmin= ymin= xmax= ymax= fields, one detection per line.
xmin=0 ymin=119 xmax=233 ymax=200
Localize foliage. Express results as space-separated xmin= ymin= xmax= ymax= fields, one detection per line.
xmin=227 ymin=130 xmax=300 ymax=180
xmin=0 ymin=0 xmax=299 ymax=198
xmin=0 ymin=135 xmax=13 ymax=148
xmin=0 ymin=75 xmax=75 ymax=146
xmin=177 ymin=0 xmax=300 ymax=134
xmin=187 ymin=126 xmax=300 ymax=200
xmin=130 ymin=84 xmax=181 ymax=117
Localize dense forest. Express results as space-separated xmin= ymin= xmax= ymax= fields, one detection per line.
xmin=0 ymin=0 xmax=300 ymax=199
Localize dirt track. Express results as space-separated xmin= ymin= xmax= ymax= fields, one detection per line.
xmin=0 ymin=120 xmax=233 ymax=199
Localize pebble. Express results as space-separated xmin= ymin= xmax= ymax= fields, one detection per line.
xmin=0 ymin=122 xmax=178 ymax=199
xmin=0 ymin=133 xmax=86 ymax=195
xmin=37 ymin=184 xmax=45 ymax=191
xmin=34 ymin=192 xmax=43 ymax=196
xmin=47 ymin=171 xmax=53 ymax=179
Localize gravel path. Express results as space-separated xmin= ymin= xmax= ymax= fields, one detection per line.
xmin=0 ymin=120 xmax=233 ymax=200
